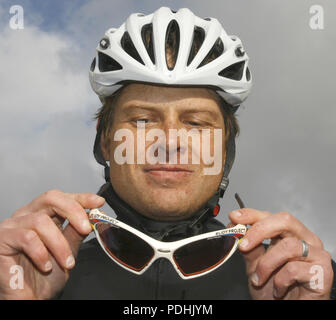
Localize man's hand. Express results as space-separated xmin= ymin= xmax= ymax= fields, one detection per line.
xmin=0 ymin=190 xmax=105 ymax=300
xmin=229 ymin=208 xmax=334 ymax=300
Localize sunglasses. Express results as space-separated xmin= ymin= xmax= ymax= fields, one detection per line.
xmin=88 ymin=199 xmax=247 ymax=280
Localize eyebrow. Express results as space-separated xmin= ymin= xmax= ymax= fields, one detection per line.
xmin=181 ymin=109 xmax=219 ymax=117
xmin=122 ymin=104 xmax=159 ymax=113
xmin=122 ymin=104 xmax=220 ymax=117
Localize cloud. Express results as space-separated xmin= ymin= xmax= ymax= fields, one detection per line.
xmin=0 ymin=3 xmax=104 ymax=216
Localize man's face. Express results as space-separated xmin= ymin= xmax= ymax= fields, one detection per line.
xmin=102 ymin=83 xmax=226 ymax=221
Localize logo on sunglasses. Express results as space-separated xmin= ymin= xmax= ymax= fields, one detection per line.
xmin=215 ymin=227 xmax=245 ymax=236
xmin=89 ymin=210 xmax=119 ymax=225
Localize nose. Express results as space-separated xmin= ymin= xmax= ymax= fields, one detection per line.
xmin=158 ymin=118 xmax=188 ymax=164
xmin=148 ymin=115 xmax=188 ymax=164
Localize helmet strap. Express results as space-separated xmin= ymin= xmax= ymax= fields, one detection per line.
xmin=203 ymin=127 xmax=236 ymax=215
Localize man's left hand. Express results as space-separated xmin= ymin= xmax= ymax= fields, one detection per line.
xmin=229 ymin=209 xmax=334 ymax=300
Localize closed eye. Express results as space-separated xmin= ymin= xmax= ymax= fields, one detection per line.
xmin=183 ymin=120 xmax=212 ymax=127
xmin=130 ymin=118 xmax=154 ymax=126
xmin=135 ymin=119 xmax=150 ymax=123
xmin=187 ymin=121 xmax=201 ymax=125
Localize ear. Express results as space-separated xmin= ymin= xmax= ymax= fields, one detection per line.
xmin=100 ymin=133 xmax=110 ymax=161
xmin=96 ymin=119 xmax=110 ymax=161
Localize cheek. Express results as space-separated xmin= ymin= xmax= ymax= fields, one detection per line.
xmin=203 ymin=171 xmax=222 ymax=189
xmin=198 ymin=129 xmax=225 ymax=174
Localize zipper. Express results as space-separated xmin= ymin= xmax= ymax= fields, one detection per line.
xmin=154 ymin=259 xmax=163 ymax=299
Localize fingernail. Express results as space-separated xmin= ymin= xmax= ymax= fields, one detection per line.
xmin=273 ymin=287 xmax=279 ymax=298
xmin=232 ymin=210 xmax=242 ymax=218
xmin=90 ymin=194 xmax=104 ymax=202
xmin=239 ymin=238 xmax=249 ymax=249
xmin=45 ymin=261 xmax=52 ymax=271
xmin=251 ymin=272 xmax=259 ymax=286
xmin=82 ymin=219 xmax=91 ymax=232
xmin=66 ymin=255 xmax=75 ymax=269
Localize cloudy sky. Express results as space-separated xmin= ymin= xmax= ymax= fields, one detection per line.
xmin=0 ymin=0 xmax=335 ymax=259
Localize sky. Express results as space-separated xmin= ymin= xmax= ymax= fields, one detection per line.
xmin=0 ymin=0 xmax=335 ymax=259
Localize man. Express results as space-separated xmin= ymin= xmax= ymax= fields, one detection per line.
xmin=0 ymin=7 xmax=335 ymax=300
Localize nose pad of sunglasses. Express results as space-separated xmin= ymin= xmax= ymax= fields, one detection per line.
xmin=157 ymin=249 xmax=171 ymax=253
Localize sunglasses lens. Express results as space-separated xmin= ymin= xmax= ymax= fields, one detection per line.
xmin=173 ymin=235 xmax=237 ymax=276
xmin=96 ymin=222 xmax=154 ymax=271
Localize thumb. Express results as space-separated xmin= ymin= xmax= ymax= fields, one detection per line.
xmin=227 ymin=217 xmax=266 ymax=275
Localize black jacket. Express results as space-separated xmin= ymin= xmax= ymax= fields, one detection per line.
xmin=56 ymin=184 xmax=336 ymax=300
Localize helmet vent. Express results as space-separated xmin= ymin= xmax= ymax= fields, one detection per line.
xmin=120 ymin=31 xmax=145 ymax=65
xmin=141 ymin=23 xmax=155 ymax=64
xmin=197 ymin=37 xmax=224 ymax=69
xmin=187 ymin=26 xmax=205 ymax=66
xmin=98 ymin=52 xmax=123 ymax=72
xmin=218 ymin=61 xmax=245 ymax=81
xmin=90 ymin=57 xmax=96 ymax=71
xmin=246 ymin=67 xmax=251 ymax=81
xmin=165 ymin=19 xmax=180 ymax=70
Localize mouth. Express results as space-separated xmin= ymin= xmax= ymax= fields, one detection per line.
xmin=143 ymin=166 xmax=193 ymax=180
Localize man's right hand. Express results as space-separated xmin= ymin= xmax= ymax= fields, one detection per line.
xmin=0 ymin=190 xmax=105 ymax=300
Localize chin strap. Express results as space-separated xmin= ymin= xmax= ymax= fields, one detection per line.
xmin=93 ymin=108 xmax=237 ymax=240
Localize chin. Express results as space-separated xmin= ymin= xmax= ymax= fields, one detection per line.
xmin=139 ymin=200 xmax=201 ymax=221
xmin=132 ymin=187 xmax=207 ymax=220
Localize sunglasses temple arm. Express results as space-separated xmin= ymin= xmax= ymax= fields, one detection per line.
xmin=234 ymin=193 xmax=247 ymax=244
xmin=234 ymin=193 xmax=245 ymax=209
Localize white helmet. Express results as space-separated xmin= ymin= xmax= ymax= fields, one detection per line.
xmin=89 ymin=6 xmax=252 ymax=107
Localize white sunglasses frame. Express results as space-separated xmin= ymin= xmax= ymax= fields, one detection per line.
xmin=89 ymin=209 xmax=247 ymax=280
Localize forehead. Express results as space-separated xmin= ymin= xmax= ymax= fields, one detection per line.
xmin=114 ymin=83 xmax=222 ymax=112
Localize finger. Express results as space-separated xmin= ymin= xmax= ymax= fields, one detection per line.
xmin=253 ymin=237 xmax=324 ymax=287
xmin=62 ymin=208 xmax=105 ymax=258
xmin=62 ymin=222 xmax=89 ymax=258
xmin=0 ymin=228 xmax=52 ymax=273
xmin=239 ymin=243 xmax=266 ymax=277
xmin=236 ymin=211 xmax=323 ymax=253
xmin=27 ymin=190 xmax=104 ymax=234
xmin=228 ymin=211 xmax=267 ymax=276
xmin=273 ymin=256 xmax=333 ymax=299
xmin=229 ymin=208 xmax=271 ymax=225
xmin=62 ymin=207 xmax=106 ymax=259
xmin=65 ymin=192 xmax=105 ymax=209
xmin=13 ymin=192 xmax=104 ymax=219
xmin=13 ymin=214 xmax=78 ymax=270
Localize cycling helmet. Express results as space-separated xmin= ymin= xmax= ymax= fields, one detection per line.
xmin=89 ymin=6 xmax=252 ymax=107
xmin=90 ymin=7 xmax=252 ymax=235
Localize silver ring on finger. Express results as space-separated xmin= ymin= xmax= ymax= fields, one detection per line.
xmin=301 ymin=239 xmax=309 ymax=258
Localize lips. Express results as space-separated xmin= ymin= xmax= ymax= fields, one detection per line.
xmin=144 ymin=166 xmax=193 ymax=180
